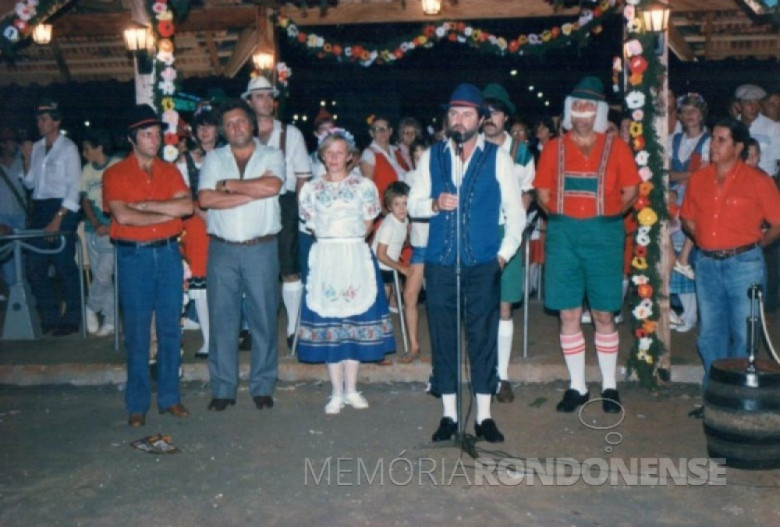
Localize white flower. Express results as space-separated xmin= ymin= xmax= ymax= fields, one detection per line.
xmin=624 ymin=39 xmax=643 ymax=57
xmin=626 ymin=90 xmax=646 ymax=109
xmin=528 ymin=34 xmax=541 ymax=45
xmin=315 ymin=36 xmax=324 ymax=48
xmin=435 ymin=26 xmax=445 ymax=38
xmin=464 ymin=27 xmax=473 ymax=37
xmin=400 ymin=42 xmax=410 ymax=52
xmin=162 ymin=109 xmax=178 ymax=127
xmin=635 ymin=150 xmax=649 ymax=166
xmin=633 ymin=304 xmax=652 ymax=320
xmin=612 ymin=56 xmax=622 ymax=71
xmin=287 ymin=25 xmax=298 ymax=38
xmin=496 ymin=37 xmax=507 ymax=50
xmin=632 ymin=274 xmax=650 ymax=286
xmin=638 ymin=226 xmax=651 ymax=236
xmin=579 ymin=10 xmax=593 ymax=27
xmin=3 ymin=25 xmax=19 ymax=42
xmin=15 ymin=3 xmax=35 ymax=21
xmin=640 ymin=298 xmax=653 ymax=311
xmin=158 ymin=80 xmax=175 ymax=95
xmin=639 ymin=337 xmax=653 ymax=351
xmin=636 ymin=232 xmax=651 ymax=247
xmin=162 ymin=145 xmax=179 ymax=162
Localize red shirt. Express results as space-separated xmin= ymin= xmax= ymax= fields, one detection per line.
xmin=103 ymin=153 xmax=188 ymax=242
xmin=680 ymin=160 xmax=780 ymax=251
xmin=534 ymin=133 xmax=640 ymax=218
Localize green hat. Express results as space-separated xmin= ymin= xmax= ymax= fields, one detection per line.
xmin=482 ymin=83 xmax=516 ymax=116
xmin=570 ymin=76 xmax=605 ymax=102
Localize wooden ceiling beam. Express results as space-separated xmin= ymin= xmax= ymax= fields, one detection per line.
xmin=51 ymin=40 xmax=72 ymax=82
xmin=203 ymin=32 xmax=224 ymax=76
xmin=51 ymin=7 xmax=258 ymax=38
xmin=667 ymin=24 xmax=695 ymax=62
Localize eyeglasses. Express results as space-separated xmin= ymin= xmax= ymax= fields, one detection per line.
xmin=371 ymin=126 xmax=390 ymax=133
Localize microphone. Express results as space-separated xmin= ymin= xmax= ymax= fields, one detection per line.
xmin=451 ymin=131 xmax=464 ymax=156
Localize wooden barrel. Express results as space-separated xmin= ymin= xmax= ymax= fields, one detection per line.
xmin=704 ymin=358 xmax=780 ymax=469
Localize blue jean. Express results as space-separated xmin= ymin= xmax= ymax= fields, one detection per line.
xmin=117 ymin=240 xmax=183 ymax=415
xmin=695 ymin=246 xmax=765 ymax=385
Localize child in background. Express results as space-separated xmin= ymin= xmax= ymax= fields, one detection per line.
xmin=372 ymin=182 xmax=411 ymax=310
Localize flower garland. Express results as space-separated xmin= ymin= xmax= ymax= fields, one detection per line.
xmin=148 ymin=0 xmax=184 ymax=162
xmin=0 ymin=0 xmax=69 ymax=57
xmin=276 ymin=0 xmax=617 ymax=67
xmin=622 ymin=0 xmax=668 ymax=388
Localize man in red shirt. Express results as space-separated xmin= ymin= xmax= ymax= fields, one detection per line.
xmin=534 ymin=77 xmax=640 ymax=414
xmin=680 ymin=117 xmax=780 ymax=399
xmin=103 ymin=105 xmax=193 ymax=427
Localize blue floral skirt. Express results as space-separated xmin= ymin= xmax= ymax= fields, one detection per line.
xmin=297 ymin=255 xmax=396 ymax=364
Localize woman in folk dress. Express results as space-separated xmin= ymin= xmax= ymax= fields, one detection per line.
xmin=297 ymin=129 xmax=396 ymax=415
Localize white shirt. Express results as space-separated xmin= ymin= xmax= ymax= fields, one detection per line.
xmin=493 ymin=131 xmax=536 ymax=227
xmin=371 ymin=213 xmax=409 ymax=271
xmin=260 ymin=120 xmax=312 ymax=193
xmin=746 ymin=113 xmax=780 ymax=177
xmin=408 ymin=136 xmax=525 ymax=263
xmin=199 ymin=139 xmax=285 ymax=241
xmin=23 ymin=133 xmax=81 ymax=212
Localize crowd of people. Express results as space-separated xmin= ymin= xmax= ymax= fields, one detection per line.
xmin=1 ymin=74 xmax=779 ymax=438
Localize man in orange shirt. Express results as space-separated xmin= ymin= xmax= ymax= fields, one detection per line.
xmin=103 ymin=105 xmax=193 ymax=427
xmin=534 ymin=77 xmax=640 ymax=414
xmin=680 ymin=117 xmax=780 ymax=398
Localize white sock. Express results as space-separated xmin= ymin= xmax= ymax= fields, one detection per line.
xmin=476 ymin=393 xmax=492 ymax=424
xmin=192 ymin=292 xmax=209 ymax=356
xmin=497 ymin=319 xmax=513 ymax=381
xmin=344 ymin=359 xmax=360 ymax=394
xmin=282 ymin=280 xmax=303 ymax=337
xmin=595 ymin=331 xmax=620 ymax=391
xmin=327 ymin=361 xmax=345 ymax=398
xmin=561 ymin=332 xmax=587 ymax=394
xmin=442 ymin=394 xmax=457 ymax=421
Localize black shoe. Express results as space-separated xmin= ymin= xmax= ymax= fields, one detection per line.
xmin=431 ymin=417 xmax=457 ymax=442
xmin=601 ymin=389 xmax=622 ymax=413
xmin=253 ymin=395 xmax=274 ymax=409
xmin=688 ymin=406 xmax=704 ymax=419
xmin=238 ymin=329 xmax=251 ymax=351
xmin=52 ymin=324 xmax=79 ymax=337
xmin=475 ymin=418 xmax=505 ymax=443
xmin=194 ymin=351 xmax=208 ymax=359
xmin=556 ymin=389 xmax=589 ymax=412
xmin=286 ymin=334 xmax=295 ymax=350
xmin=207 ymin=398 xmax=236 ymax=411
xmin=496 ymin=380 xmax=515 ymax=403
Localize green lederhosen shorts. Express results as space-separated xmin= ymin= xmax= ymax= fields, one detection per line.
xmin=544 ymin=214 xmax=625 ymax=312
xmin=499 ymin=224 xmax=524 ymax=303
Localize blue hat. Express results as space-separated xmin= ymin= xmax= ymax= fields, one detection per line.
xmin=445 ymin=83 xmax=487 ymax=116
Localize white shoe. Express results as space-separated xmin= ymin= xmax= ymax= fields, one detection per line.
xmin=614 ymin=314 xmax=624 ymax=325
xmin=674 ymin=261 xmax=695 ymax=280
xmin=95 ymin=324 xmax=114 ymax=337
xmin=343 ymin=391 xmax=369 ymax=409
xmin=388 ymin=306 xmax=399 ymax=314
xmin=325 ymin=395 xmax=344 ymax=415
xmin=581 ymin=311 xmax=592 ymax=324
xmin=673 ymin=323 xmax=694 ymax=333
xmin=670 ymin=310 xmax=683 ymax=326
xmin=181 ymin=318 xmax=200 ymax=331
xmin=86 ymin=308 xmax=99 ymax=334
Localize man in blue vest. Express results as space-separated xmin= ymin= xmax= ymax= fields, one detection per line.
xmin=409 ymin=84 xmax=525 ymax=443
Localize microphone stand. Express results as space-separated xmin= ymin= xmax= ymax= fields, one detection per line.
xmin=452 ymin=134 xmax=465 ymax=444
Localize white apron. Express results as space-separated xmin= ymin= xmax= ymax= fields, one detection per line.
xmin=305 ymin=237 xmax=377 ymax=318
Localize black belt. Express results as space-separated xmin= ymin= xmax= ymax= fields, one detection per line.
xmin=700 ymin=242 xmax=760 ymax=260
xmin=210 ymin=234 xmax=276 ymax=246
xmin=410 ymin=218 xmax=430 ymax=224
xmin=114 ymin=235 xmax=178 ymax=248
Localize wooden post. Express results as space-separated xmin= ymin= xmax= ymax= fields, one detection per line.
xmin=656 ymin=24 xmax=671 ymax=377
